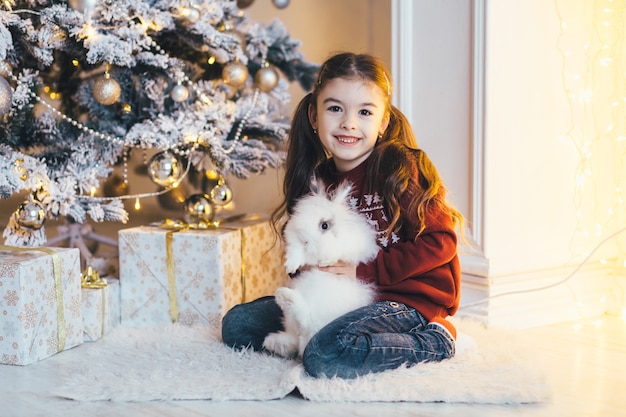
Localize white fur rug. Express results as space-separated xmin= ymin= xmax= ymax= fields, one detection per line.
xmin=52 ymin=319 xmax=550 ymax=404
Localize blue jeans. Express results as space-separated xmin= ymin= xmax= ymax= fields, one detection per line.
xmin=221 ymin=296 xmax=455 ymax=379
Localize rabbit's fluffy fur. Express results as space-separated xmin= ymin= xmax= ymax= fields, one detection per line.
xmin=263 ymin=178 xmax=380 ymax=358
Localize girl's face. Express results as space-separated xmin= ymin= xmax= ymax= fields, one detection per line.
xmin=309 ymin=77 xmax=389 ymax=173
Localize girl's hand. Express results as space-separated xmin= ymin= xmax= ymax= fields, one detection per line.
xmin=318 ymin=261 xmax=357 ymax=279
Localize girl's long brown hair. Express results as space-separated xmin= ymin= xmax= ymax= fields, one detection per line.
xmin=272 ymin=52 xmax=464 ymax=239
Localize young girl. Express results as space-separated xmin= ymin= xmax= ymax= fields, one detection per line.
xmin=221 ymin=52 xmax=464 ymax=379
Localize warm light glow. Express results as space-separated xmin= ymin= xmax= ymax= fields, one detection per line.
xmin=90 ymin=186 xmax=96 ymax=197
xmin=208 ymin=56 xmax=216 ymax=65
xmin=556 ymin=0 xmax=626 ymax=295
xmin=134 ymin=198 xmax=141 ymax=210
xmin=82 ymin=24 xmax=97 ymax=40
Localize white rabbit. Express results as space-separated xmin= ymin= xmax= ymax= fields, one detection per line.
xmin=263 ymin=178 xmax=380 ymax=358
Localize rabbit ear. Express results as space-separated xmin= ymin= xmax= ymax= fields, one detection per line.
xmin=332 ymin=181 xmax=353 ymax=204
xmin=309 ymin=176 xmax=327 ymax=197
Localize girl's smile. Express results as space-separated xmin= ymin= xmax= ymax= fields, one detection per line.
xmin=309 ymin=77 xmax=389 ymax=172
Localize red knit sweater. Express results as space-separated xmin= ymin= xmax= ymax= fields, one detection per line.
xmin=316 ymin=156 xmax=461 ymax=338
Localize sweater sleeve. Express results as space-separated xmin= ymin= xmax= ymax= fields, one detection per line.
xmin=357 ymin=212 xmax=458 ymax=286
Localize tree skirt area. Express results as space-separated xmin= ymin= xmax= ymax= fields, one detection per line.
xmin=51 ymin=319 xmax=550 ymax=404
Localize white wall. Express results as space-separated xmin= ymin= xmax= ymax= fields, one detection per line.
xmin=483 ymin=0 xmax=577 ymax=274
xmin=395 ymin=0 xmax=626 ymax=327
xmin=478 ymin=0 xmax=625 ymax=325
xmin=397 ymin=0 xmax=472 ymax=219
xmin=484 ymin=1 xmax=624 ymax=278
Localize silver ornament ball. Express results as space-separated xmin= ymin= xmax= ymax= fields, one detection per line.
xmin=93 ymin=76 xmax=121 ymax=106
xmin=181 ymin=6 xmax=200 ymax=24
xmin=272 ymin=0 xmax=290 ymax=9
xmin=255 ymin=66 xmax=279 ymax=92
xmin=170 ymin=84 xmax=190 ymax=102
xmin=222 ymin=61 xmax=249 ymax=88
xmin=147 ymin=150 xmax=183 ymax=188
xmin=16 ymin=200 xmax=46 ymax=230
xmin=184 ymin=194 xmax=215 ymax=223
xmin=0 ymin=77 xmax=13 ymax=116
xmin=209 ymin=182 xmax=233 ymax=206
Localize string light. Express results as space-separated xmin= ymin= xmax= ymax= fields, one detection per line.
xmin=555 ymin=0 xmax=626 ymax=320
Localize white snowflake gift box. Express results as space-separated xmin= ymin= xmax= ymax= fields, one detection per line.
xmin=0 ymin=246 xmax=83 ymax=366
xmin=81 ymin=275 xmax=120 ymax=342
xmin=118 ymin=216 xmax=287 ymax=328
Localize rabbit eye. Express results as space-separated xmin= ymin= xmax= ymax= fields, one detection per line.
xmin=319 ymin=220 xmax=331 ymax=231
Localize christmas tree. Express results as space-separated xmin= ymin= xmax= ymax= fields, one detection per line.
xmin=0 ymin=0 xmax=317 ymax=248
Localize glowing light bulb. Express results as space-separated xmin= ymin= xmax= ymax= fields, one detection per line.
xmin=134 ymin=198 xmax=141 ymax=210
xmin=90 ymin=186 xmax=96 ymax=197
xmin=600 ymin=57 xmax=613 ymax=66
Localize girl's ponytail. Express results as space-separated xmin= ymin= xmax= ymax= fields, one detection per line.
xmin=271 ymin=93 xmax=326 ymax=230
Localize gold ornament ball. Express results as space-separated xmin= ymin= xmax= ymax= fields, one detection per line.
xmin=184 ymin=194 xmax=215 ymax=223
xmin=93 ymin=76 xmax=121 ymax=106
xmin=0 ymin=77 xmax=13 ymax=116
xmin=16 ymin=200 xmax=46 ymax=230
xmin=255 ymin=66 xmax=279 ymax=92
xmin=209 ymin=182 xmax=233 ymax=206
xmin=222 ymin=61 xmax=249 ymax=88
xmin=147 ymin=150 xmax=183 ymax=188
xmin=170 ymin=84 xmax=190 ymax=102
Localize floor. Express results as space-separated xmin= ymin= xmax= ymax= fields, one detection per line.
xmin=2 ymin=315 xmax=625 ymax=417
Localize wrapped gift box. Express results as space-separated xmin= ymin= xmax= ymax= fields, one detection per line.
xmin=118 ymin=216 xmax=287 ymax=328
xmin=0 ymin=246 xmax=83 ymax=366
xmin=224 ymin=216 xmax=287 ymax=303
xmin=82 ymin=278 xmax=120 ymax=342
